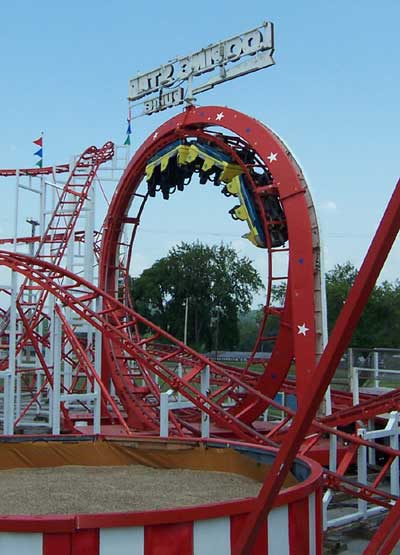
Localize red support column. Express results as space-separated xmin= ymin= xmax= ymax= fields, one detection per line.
xmin=233 ymin=178 xmax=400 ymax=555
xmin=364 ymin=498 xmax=400 ymax=554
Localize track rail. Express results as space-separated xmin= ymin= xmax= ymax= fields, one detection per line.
xmin=99 ymin=105 xmax=321 ymax=421
xmin=0 ymin=164 xmax=70 ymax=177
xmin=1 ymin=247 xmax=400 ymax=555
xmin=0 ymin=142 xmax=114 ymax=347
xmin=0 ymin=107 xmax=398 ymax=554
xmin=0 ymin=143 xmax=114 ymax=430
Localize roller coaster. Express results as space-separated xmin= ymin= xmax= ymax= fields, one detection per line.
xmin=0 ymin=103 xmax=398 ymax=554
xmin=0 ymin=18 xmax=399 ymax=553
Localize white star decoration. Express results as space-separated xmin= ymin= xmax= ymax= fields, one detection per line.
xmin=153 ymin=132 xmax=159 ymax=140
xmin=297 ymin=323 xmax=310 ymax=336
xmin=267 ymin=152 xmax=278 ymax=163
xmin=216 ymin=112 xmax=224 ymax=121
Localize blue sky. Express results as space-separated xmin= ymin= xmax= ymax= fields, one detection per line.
xmin=1 ymin=0 xmax=399 ymax=294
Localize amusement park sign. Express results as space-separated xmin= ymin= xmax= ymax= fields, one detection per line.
xmin=128 ymin=22 xmax=274 ymax=116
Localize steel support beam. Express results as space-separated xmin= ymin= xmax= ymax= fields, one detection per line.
xmin=234 ymin=177 xmax=400 ymax=555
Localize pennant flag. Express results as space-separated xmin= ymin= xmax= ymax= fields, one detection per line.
xmin=33 ymin=134 xmax=43 ymax=168
xmin=124 ymin=117 xmax=132 ymax=146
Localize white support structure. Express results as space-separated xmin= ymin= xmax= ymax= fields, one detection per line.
xmin=373 ymin=351 xmax=380 ymax=389
xmin=323 ymin=347 xmax=400 ymax=530
xmin=160 ymin=365 xmax=211 ymax=438
xmin=325 ymin=412 xmax=400 ymax=529
xmin=351 ymin=364 xmax=399 ymax=406
xmin=177 ymin=362 xmax=183 ymax=401
xmin=50 ymin=300 xmax=103 ymax=435
xmin=4 ymin=271 xmax=18 ymax=435
xmin=357 ymin=429 xmax=368 ymax=517
xmin=46 ymin=295 xmax=55 ymax=430
xmin=93 ymin=297 xmax=103 ymax=435
xmin=51 ymin=308 xmax=62 ymax=435
xmin=0 ymin=144 xmax=129 ymax=434
xmin=200 ymin=363 xmax=210 ymax=438
xmin=363 ymin=412 xmax=400 ymax=497
xmin=159 ymin=393 xmax=169 ymax=438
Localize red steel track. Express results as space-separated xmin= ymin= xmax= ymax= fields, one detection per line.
xmin=0 ymin=143 xmax=114 ymax=426
xmin=1 ymin=229 xmax=400 ymax=553
xmin=97 ymin=105 xmax=400 ymax=553
xmin=1 ymin=106 xmax=399 ymax=553
xmin=0 ymin=164 xmax=70 ymax=177
xmin=100 ymin=105 xmax=323 ymax=420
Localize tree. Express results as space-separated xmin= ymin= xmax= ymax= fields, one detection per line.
xmin=266 ymin=262 xmax=400 ymax=350
xmin=237 ymin=306 xmax=280 ymax=352
xmin=326 ymin=262 xmax=400 ymax=348
xmin=130 ymin=241 xmax=263 ymax=351
xmin=325 ymin=261 xmax=358 ymax=335
xmin=237 ymin=309 xmax=261 ymax=351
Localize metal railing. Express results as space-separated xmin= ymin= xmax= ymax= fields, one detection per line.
xmin=324 ymin=347 xmax=400 ymax=529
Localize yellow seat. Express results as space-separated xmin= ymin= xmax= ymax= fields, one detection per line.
xmin=226 ymin=176 xmax=240 ymax=196
xmin=220 ymin=164 xmax=243 ymax=183
xmin=185 ymin=144 xmax=201 ymax=164
xmin=233 ymin=204 xmax=249 ymax=221
xmin=160 ymin=152 xmax=172 ymax=172
xmin=145 ymin=162 xmax=157 ymax=180
xmin=176 ymin=145 xmax=191 ymax=165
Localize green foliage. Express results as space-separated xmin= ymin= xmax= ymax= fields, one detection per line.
xmin=132 ymin=253 xmax=400 ymax=352
xmin=326 ymin=262 xmax=400 ymax=348
xmin=130 ymin=241 xmax=263 ymax=351
xmin=271 ymin=282 xmax=286 ymax=306
xmin=237 ymin=307 xmax=279 ymax=352
xmin=237 ymin=309 xmax=261 ymax=350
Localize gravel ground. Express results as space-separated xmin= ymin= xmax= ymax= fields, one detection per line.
xmin=324 ymin=520 xmax=400 ymax=554
xmin=0 ymin=465 xmax=262 ymax=515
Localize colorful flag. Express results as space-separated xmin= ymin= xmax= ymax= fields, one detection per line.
xmin=124 ymin=118 xmax=132 ymax=145
xmin=33 ymin=135 xmax=43 ymax=167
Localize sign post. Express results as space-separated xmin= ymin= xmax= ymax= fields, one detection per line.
xmin=128 ymin=21 xmax=275 ymax=118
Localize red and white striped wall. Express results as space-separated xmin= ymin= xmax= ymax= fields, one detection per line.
xmin=0 ymin=488 xmax=322 ymax=555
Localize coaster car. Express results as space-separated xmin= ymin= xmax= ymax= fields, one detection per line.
xmin=145 ymin=140 xmax=243 ymax=200
xmin=226 ymin=175 xmax=266 ymax=248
